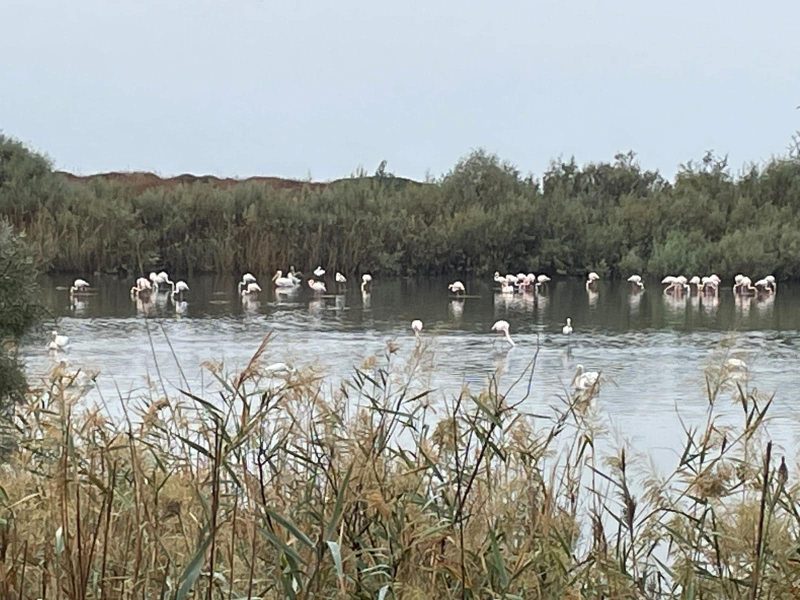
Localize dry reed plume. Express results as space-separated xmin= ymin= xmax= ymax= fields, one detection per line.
xmin=0 ymin=337 xmax=798 ymax=599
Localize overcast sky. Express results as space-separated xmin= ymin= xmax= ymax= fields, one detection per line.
xmin=1 ymin=1 xmax=798 ymax=181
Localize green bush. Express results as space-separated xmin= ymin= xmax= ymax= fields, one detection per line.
xmin=2 ymin=134 xmax=800 ymax=279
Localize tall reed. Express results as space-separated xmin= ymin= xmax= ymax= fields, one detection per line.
xmin=0 ymin=337 xmax=797 ymax=598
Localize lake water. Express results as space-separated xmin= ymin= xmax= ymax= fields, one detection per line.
xmin=19 ymin=274 xmax=800 ymax=472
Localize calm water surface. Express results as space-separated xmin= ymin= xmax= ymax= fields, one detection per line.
xmin=20 ymin=275 xmax=800 ymax=471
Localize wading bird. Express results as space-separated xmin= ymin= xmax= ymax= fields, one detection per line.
xmin=572 ymin=365 xmax=600 ymax=391
xmin=361 ymin=274 xmax=372 ymax=293
xmin=48 ymin=330 xmax=69 ymax=351
xmin=172 ymin=280 xmax=189 ymax=301
xmin=562 ymin=317 xmax=573 ymax=335
xmin=411 ymin=319 xmax=423 ymax=337
xmin=70 ymin=278 xmax=91 ymax=296
xmin=241 ymin=282 xmax=262 ymax=296
xmin=313 ymin=266 xmax=325 ymax=278
xmin=585 ymin=272 xmax=600 ymax=290
xmin=238 ymin=273 xmax=257 ymax=293
xmin=130 ymin=277 xmax=152 ymax=298
xmin=308 ymin=279 xmax=326 ymax=294
xmin=448 ymin=281 xmax=466 ymax=295
xmin=626 ymin=274 xmax=644 ymax=290
xmin=491 ymin=320 xmax=515 ymax=347
xmin=272 ymin=270 xmax=298 ymax=288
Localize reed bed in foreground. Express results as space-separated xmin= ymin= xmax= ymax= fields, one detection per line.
xmin=0 ymin=337 xmax=799 ymax=599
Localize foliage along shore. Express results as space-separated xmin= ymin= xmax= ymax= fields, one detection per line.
xmin=1 ymin=338 xmax=798 ymax=598
xmin=2 ymin=134 xmax=800 ymax=279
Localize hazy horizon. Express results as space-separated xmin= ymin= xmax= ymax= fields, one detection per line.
xmin=2 ymin=1 xmax=798 ymax=182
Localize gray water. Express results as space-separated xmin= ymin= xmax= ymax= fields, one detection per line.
xmin=19 ymin=274 xmax=800 ymax=470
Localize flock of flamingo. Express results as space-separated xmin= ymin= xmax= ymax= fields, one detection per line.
xmin=52 ymin=268 xmax=778 ymax=390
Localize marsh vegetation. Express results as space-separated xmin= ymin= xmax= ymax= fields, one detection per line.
xmin=2 ymin=135 xmax=800 ymax=280
xmin=1 ymin=339 xmax=798 ymax=598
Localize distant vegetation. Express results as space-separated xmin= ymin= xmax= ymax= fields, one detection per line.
xmin=2 ymin=134 xmax=800 ymax=279
xmin=0 ymin=220 xmax=42 ymax=448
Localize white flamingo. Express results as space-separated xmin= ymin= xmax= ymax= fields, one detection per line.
xmin=493 ymin=271 xmax=506 ymax=285
xmin=241 ymin=282 xmax=262 ymax=296
xmin=335 ymin=272 xmax=347 ymax=284
xmin=130 ymin=277 xmax=152 ymax=298
xmin=411 ymin=319 xmax=423 ymax=337
xmin=626 ymin=274 xmax=644 ymax=290
xmin=754 ymin=275 xmax=776 ymax=294
xmin=308 ymin=279 xmax=326 ymax=294
xmin=48 ymin=330 xmax=69 ymax=351
xmin=585 ymin=272 xmax=600 ymax=289
xmin=448 ymin=281 xmax=466 ymax=295
xmin=313 ymin=266 xmax=326 ymax=278
xmin=662 ymin=275 xmax=688 ymax=294
xmin=499 ymin=281 xmax=515 ymax=294
xmin=272 ymin=270 xmax=298 ymax=288
xmin=238 ymin=273 xmax=257 ymax=293
xmin=734 ymin=276 xmax=756 ymax=296
xmin=536 ymin=274 xmax=551 ymax=288
xmin=360 ymin=274 xmax=373 ymax=293
xmin=69 ymin=278 xmax=90 ymax=295
xmin=572 ymin=365 xmax=600 ymax=391
xmin=171 ymin=280 xmax=189 ymax=301
xmin=264 ymin=362 xmax=295 ymax=377
xmin=562 ymin=317 xmax=573 ymax=335
xmin=157 ymin=271 xmax=174 ymax=293
xmin=491 ymin=320 xmax=515 ymax=347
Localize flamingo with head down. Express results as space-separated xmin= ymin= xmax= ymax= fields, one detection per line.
xmin=491 ymin=320 xmax=515 ymax=347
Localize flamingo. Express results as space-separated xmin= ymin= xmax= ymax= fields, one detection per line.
xmin=536 ymin=274 xmax=551 ymax=288
xmin=264 ymin=362 xmax=295 ymax=377
xmin=238 ymin=273 xmax=257 ymax=293
xmin=493 ymin=271 xmax=506 ymax=285
xmin=411 ymin=319 xmax=423 ymax=337
xmin=524 ymin=273 xmax=540 ymax=291
xmin=272 ymin=270 xmax=298 ymax=288
xmin=48 ymin=330 xmax=69 ymax=351
xmin=755 ymin=276 xmax=776 ymax=294
xmin=172 ymin=280 xmax=189 ymax=301
xmin=732 ymin=273 xmax=745 ymax=294
xmin=734 ymin=276 xmax=756 ymax=296
xmin=313 ymin=266 xmax=326 ymax=278
xmin=335 ymin=272 xmax=347 ymax=284
xmin=662 ymin=275 xmax=688 ymax=294
xmin=157 ymin=271 xmax=174 ymax=293
xmin=585 ymin=272 xmax=600 ymax=289
xmin=724 ymin=357 xmax=748 ymax=371
xmin=562 ymin=317 xmax=573 ymax=335
xmin=308 ymin=279 xmax=326 ymax=294
xmin=765 ymin=275 xmax=777 ymax=293
xmin=241 ymin=282 xmax=262 ymax=296
xmin=361 ymin=274 xmax=373 ymax=293
xmin=499 ymin=281 xmax=515 ymax=294
xmin=130 ymin=277 xmax=152 ymax=298
xmin=491 ymin=320 xmax=515 ymax=347
xmin=69 ymin=278 xmax=90 ymax=295
xmin=448 ymin=281 xmax=466 ymax=295
xmin=626 ymin=274 xmax=644 ymax=290
xmin=572 ymin=365 xmax=600 ymax=391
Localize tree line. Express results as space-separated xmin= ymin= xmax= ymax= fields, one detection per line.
xmin=2 ymin=134 xmax=800 ymax=280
